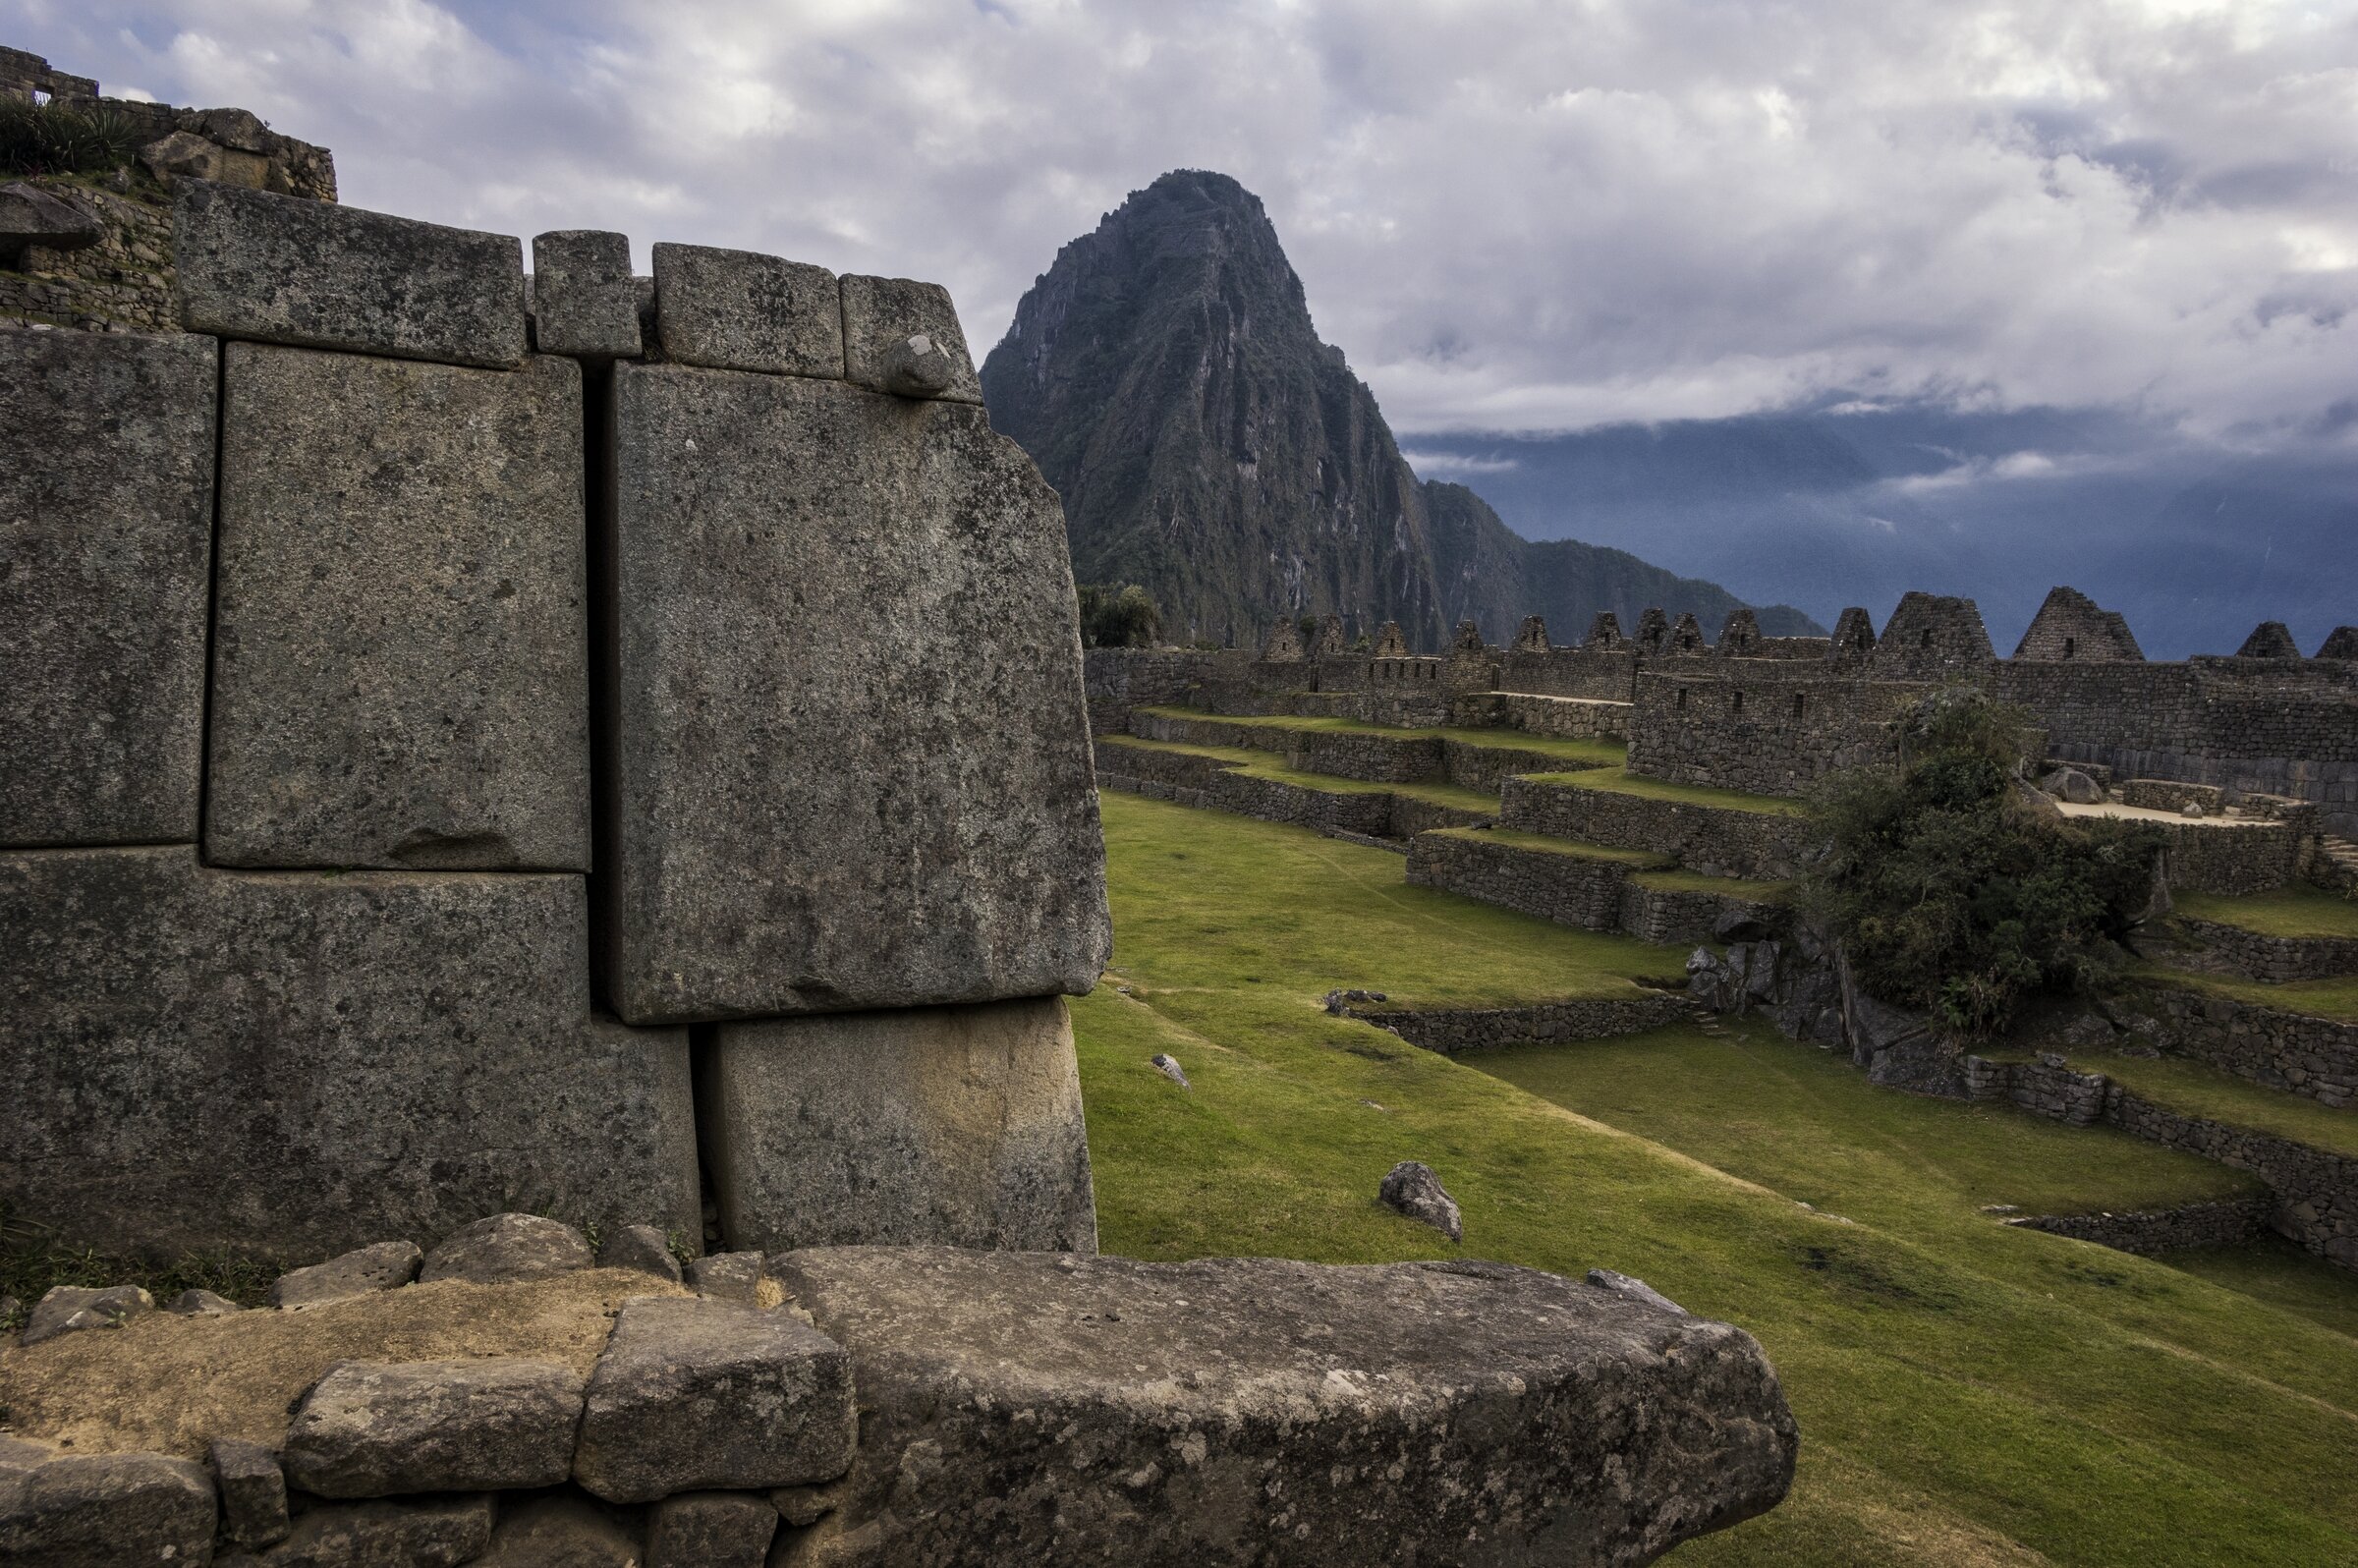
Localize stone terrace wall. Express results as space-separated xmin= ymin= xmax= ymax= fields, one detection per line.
xmin=2133 ymin=986 xmax=2358 ymax=1107
xmin=4 ymin=179 xmax=1108 ymax=1265
xmin=2169 ymin=917 xmax=2358 ymax=986
xmin=1624 ymin=667 xmax=1918 ymax=797
xmin=2147 ymin=817 xmax=2305 ymax=895
xmin=1460 ymin=692 xmax=1633 ymax=741
xmin=1500 ymin=776 xmax=1818 ymax=880
xmin=2005 ymin=1197 xmax=2269 ymax=1256
xmin=1407 ymin=831 xmax=1635 ymax=929
xmin=1341 ymin=993 xmax=1692 ymax=1054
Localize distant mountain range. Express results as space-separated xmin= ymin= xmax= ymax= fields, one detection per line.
xmin=981 ymin=170 xmax=1822 ymax=651
xmin=1406 ymin=405 xmax=2358 ymax=660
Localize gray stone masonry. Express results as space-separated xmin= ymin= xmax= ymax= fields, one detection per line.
xmin=269 ymin=1241 xmax=423 ymax=1309
xmin=1342 ymin=992 xmax=1691 ymax=1055
xmin=573 ymin=1295 xmax=858 ymax=1504
xmin=646 ymin=1492 xmax=779 ymax=1568
xmin=477 ymin=1494 xmax=643 ymax=1566
xmin=1407 ymin=828 xmax=1636 ymax=930
xmin=419 ymin=1212 xmax=595 ymax=1284
xmin=839 ymin=273 xmax=983 ymax=403
xmin=768 ymin=1246 xmax=1797 ymax=1568
xmin=284 ymin=1359 xmax=586 ymax=1496
xmin=1500 ymin=774 xmax=1816 ymax=881
xmin=2131 ymin=984 xmax=2358 ymax=1106
xmin=207 ymin=345 xmax=590 ymax=870
xmin=0 ymin=328 xmax=216 ymax=847
xmin=2166 ymin=916 xmax=2358 ymax=985
xmin=0 ymin=846 xmax=697 ymax=1260
xmin=210 ymin=1437 xmax=290 ymax=1549
xmin=651 ymin=242 xmax=843 ymax=376
xmin=704 ymin=995 xmax=1097 ymax=1254
xmin=604 ymin=364 xmax=1109 ymax=1024
xmin=0 ymin=1452 xmax=215 ymax=1566
xmin=262 ymin=1493 xmax=496 ymax=1567
xmin=531 ymin=230 xmax=642 ymax=358
xmin=175 ymin=183 xmax=526 ymax=367
xmin=2004 ymin=1197 xmax=2268 ymax=1256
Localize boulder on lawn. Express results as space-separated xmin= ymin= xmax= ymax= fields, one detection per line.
xmin=21 ymin=1284 xmax=153 ymax=1347
xmin=1378 ymin=1160 xmax=1463 ymax=1242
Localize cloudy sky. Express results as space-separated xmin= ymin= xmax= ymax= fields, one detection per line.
xmin=14 ymin=0 xmax=2354 ymax=456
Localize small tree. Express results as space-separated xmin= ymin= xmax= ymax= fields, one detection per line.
xmin=1074 ymin=582 xmax=1162 ymax=648
xmin=1806 ymin=686 xmax=2159 ymax=1036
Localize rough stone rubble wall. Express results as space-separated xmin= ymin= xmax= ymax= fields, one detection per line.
xmin=2 ymin=177 xmax=1110 ymax=1264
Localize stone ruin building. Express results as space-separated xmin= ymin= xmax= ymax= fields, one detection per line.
xmin=0 ymin=49 xmax=1797 ymax=1568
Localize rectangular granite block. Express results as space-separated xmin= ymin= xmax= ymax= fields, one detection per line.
xmin=532 ymin=230 xmax=642 ymax=359
xmin=0 ymin=846 xmax=698 ymax=1261
xmin=650 ymin=243 xmax=842 ymax=376
xmin=175 ymin=182 xmax=527 ymax=367
xmin=838 ymin=274 xmax=983 ymax=404
xmin=0 ymin=329 xmax=216 ymax=847
xmin=207 ymin=345 xmax=590 ymax=870
xmin=704 ymin=997 xmax=1096 ymax=1254
xmin=603 ymin=364 xmax=1112 ymax=1023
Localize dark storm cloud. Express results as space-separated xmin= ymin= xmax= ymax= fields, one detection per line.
xmin=9 ymin=0 xmax=2353 ymax=446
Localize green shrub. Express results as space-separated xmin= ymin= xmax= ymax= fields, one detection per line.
xmin=1806 ymin=685 xmax=2161 ymax=1036
xmin=1076 ymin=582 xmax=1162 ymax=648
xmin=0 ymin=98 xmax=144 ymax=178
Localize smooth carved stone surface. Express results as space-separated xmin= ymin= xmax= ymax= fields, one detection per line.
xmin=420 ymin=1213 xmax=595 ymax=1285
xmin=175 ymin=183 xmax=527 ymax=367
xmin=0 ymin=846 xmax=698 ymax=1260
xmin=605 ymin=366 xmax=1111 ymax=1023
xmin=532 ymin=230 xmax=643 ymax=358
xmin=208 ymin=345 xmax=590 ymax=871
xmin=475 ymin=1493 xmax=644 ymax=1566
xmin=270 ymin=1241 xmax=424 ymax=1310
xmin=211 ymin=1437 xmax=291 ymax=1549
xmin=261 ymin=1494 xmax=496 ymax=1568
xmin=573 ymin=1295 xmax=857 ymax=1504
xmin=21 ymin=1284 xmax=153 ymax=1347
xmin=284 ymin=1358 xmax=586 ymax=1496
xmin=651 ymin=242 xmax=843 ymax=376
xmin=706 ymin=996 xmax=1096 ymax=1254
xmin=0 ymin=1452 xmax=215 ymax=1567
xmin=647 ymin=1491 xmax=779 ymax=1568
xmin=0 ymin=329 xmax=216 ymax=848
xmin=684 ymin=1251 xmax=766 ymax=1304
xmin=839 ymin=274 xmax=982 ymax=403
xmin=769 ymin=1247 xmax=1800 ymax=1568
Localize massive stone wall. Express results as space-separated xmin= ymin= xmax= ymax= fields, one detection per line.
xmin=1624 ymin=666 xmax=1915 ymax=797
xmin=3 ymin=176 xmax=1107 ymax=1263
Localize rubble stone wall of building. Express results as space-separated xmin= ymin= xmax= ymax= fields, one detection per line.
xmin=1499 ymin=777 xmax=1817 ymax=880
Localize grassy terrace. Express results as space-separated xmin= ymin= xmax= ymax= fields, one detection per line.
xmin=1431 ymin=823 xmax=1666 ymax=866
xmin=1077 ymin=790 xmax=2358 ymax=1566
xmin=1519 ymin=763 xmax=1810 ymax=815
xmin=2049 ymin=1049 xmax=2358 ymax=1159
xmin=1098 ymin=734 xmax=1500 ymax=815
xmin=1629 ymin=866 xmax=1797 ymax=899
xmin=1132 ymin=704 xmax=1628 ymax=767
xmin=2173 ymin=883 xmax=2358 ymax=940
xmin=2129 ymin=963 xmax=2358 ymax=1023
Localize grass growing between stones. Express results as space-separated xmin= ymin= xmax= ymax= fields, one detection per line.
xmin=2129 ymin=964 xmax=2358 ymax=1022
xmin=1628 ymin=867 xmax=1796 ymax=899
xmin=1519 ymin=764 xmax=1810 ymax=815
xmin=1076 ymin=790 xmax=2358 ymax=1567
xmin=2172 ymin=884 xmax=2358 ymax=940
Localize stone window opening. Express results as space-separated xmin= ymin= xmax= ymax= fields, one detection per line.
xmin=1791 ymin=693 xmax=1805 ymax=719
xmin=1732 ymin=690 xmax=1745 ymax=715
xmin=1675 ymin=687 xmax=1688 ymax=710
xmin=2063 ymin=637 xmax=2076 ymax=658
xmin=1921 ymin=629 xmax=1935 ymax=648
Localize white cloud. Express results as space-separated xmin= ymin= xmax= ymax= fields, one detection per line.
xmin=10 ymin=0 xmax=2352 ymax=447
xmin=1399 ymin=449 xmax=1520 ymax=477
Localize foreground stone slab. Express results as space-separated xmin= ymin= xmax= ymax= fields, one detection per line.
xmin=839 ymin=274 xmax=983 ymax=403
xmin=0 ymin=1452 xmax=215 ymax=1567
xmin=647 ymin=1491 xmax=779 ymax=1567
xmin=21 ymin=1284 xmax=154 ymax=1347
xmin=651 ymin=242 xmax=842 ymax=375
xmin=475 ymin=1493 xmax=642 ymax=1566
xmin=284 ymin=1358 xmax=585 ymax=1496
xmin=768 ymin=1248 xmax=1799 ymax=1568
xmin=270 ymin=1241 xmax=423 ymax=1310
xmin=706 ymin=996 xmax=1095 ymax=1253
xmin=573 ymin=1296 xmax=856 ymax=1503
xmin=605 ymin=365 xmax=1110 ymax=1023
xmin=0 ymin=329 xmax=216 ymax=847
xmin=208 ymin=345 xmax=590 ymax=871
xmin=0 ymin=846 xmax=697 ymax=1260
xmin=176 ymin=182 xmax=527 ymax=366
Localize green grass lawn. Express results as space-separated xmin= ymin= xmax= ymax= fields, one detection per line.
xmin=1628 ymin=867 xmax=1797 ymax=899
xmin=1519 ymin=764 xmax=1811 ymax=816
xmin=2129 ymin=964 xmax=2358 ymax=1022
xmin=1133 ymin=704 xmax=1628 ymax=765
xmin=1431 ymin=824 xmax=1667 ymax=866
xmin=1101 ymin=734 xmax=1500 ymax=815
xmin=1077 ymin=789 xmax=2358 ymax=1567
xmin=2173 ymin=884 xmax=2358 ymax=940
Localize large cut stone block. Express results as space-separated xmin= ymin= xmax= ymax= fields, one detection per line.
xmin=769 ymin=1248 xmax=1800 ymax=1568
xmin=0 ymin=329 xmax=216 ymax=847
xmin=651 ymin=242 xmax=842 ymax=376
xmin=532 ymin=230 xmax=642 ymax=359
xmin=0 ymin=847 xmax=697 ymax=1261
xmin=175 ymin=182 xmax=527 ymax=366
xmin=705 ymin=996 xmax=1095 ymax=1253
xmin=604 ymin=365 xmax=1111 ymax=1023
xmin=207 ymin=345 xmax=590 ymax=870
xmin=839 ymin=274 xmax=982 ymax=404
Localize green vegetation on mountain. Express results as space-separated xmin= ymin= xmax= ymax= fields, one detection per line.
xmin=1076 ymin=789 xmax=2358 ymax=1565
xmin=982 ymin=170 xmax=1820 ymax=649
